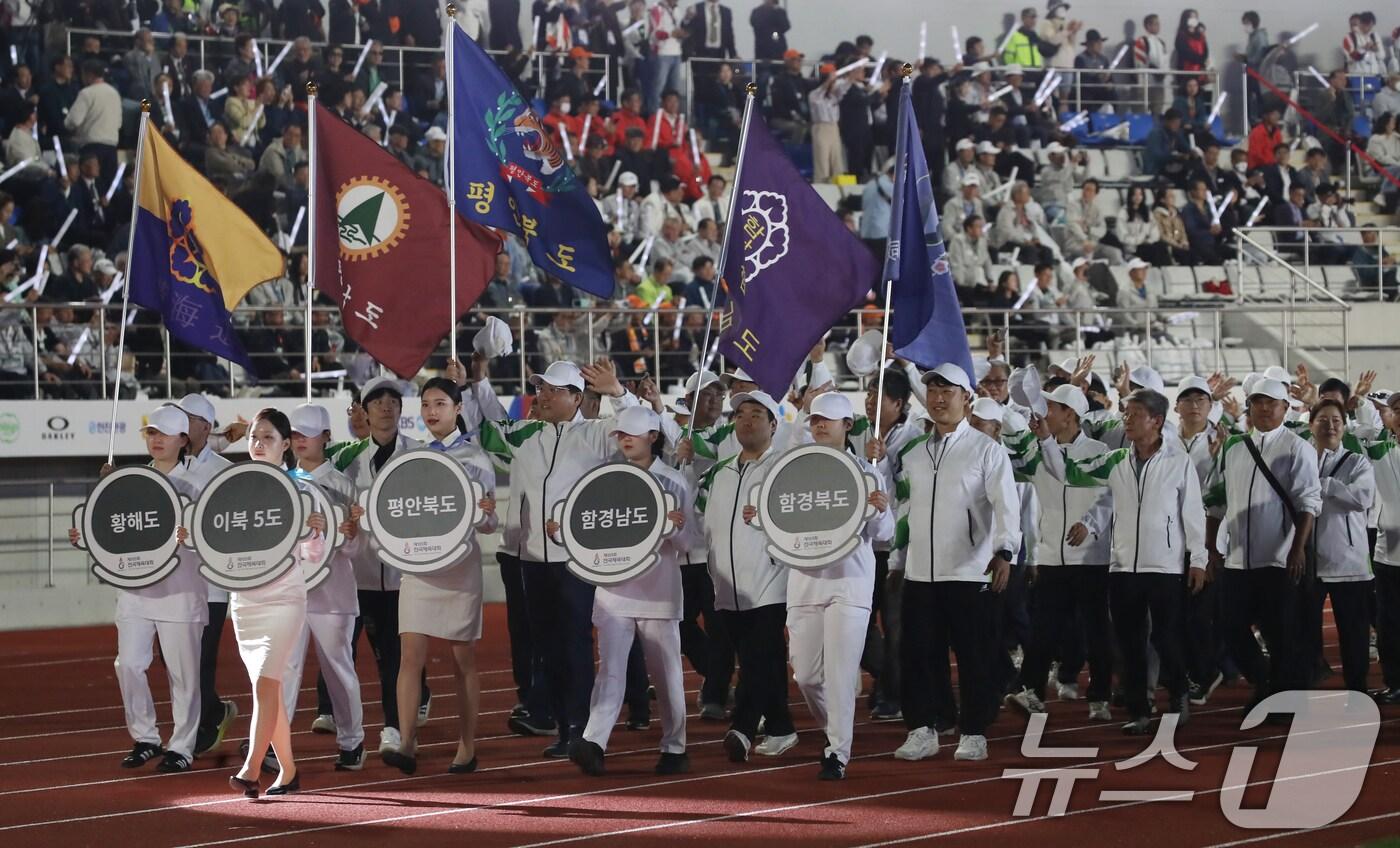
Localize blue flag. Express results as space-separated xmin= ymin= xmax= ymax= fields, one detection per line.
xmin=717 ymin=108 xmax=879 ymax=398
xmin=886 ymin=79 xmax=974 ymax=384
xmin=449 ymin=24 xmax=613 ymax=299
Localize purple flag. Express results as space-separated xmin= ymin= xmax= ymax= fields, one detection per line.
xmin=716 ymin=111 xmax=879 ymax=397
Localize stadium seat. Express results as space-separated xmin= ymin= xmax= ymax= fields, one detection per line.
xmin=1102 ymin=150 xmax=1135 ymax=181
xmin=1161 ymin=267 xmax=1198 ymax=297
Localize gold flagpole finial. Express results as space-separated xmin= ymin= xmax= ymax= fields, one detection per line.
xmin=139 ymin=99 xmax=151 ymax=113
xmin=746 ymin=82 xmax=758 ymax=96
xmin=901 ymin=63 xmax=914 ymax=78
xmin=306 ymin=81 xmax=318 ymax=97
xmin=446 ymin=3 xmax=457 ymax=15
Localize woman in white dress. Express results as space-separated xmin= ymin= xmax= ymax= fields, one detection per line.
xmin=560 ymin=406 xmax=697 ymax=777
xmin=68 ymin=405 xmax=207 ymax=774
xmin=784 ymin=392 xmax=893 ymax=781
xmin=382 ymin=378 xmax=498 ymax=775
xmin=229 ymin=408 xmax=319 ymax=798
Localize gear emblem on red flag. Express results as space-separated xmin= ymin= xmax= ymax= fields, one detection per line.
xmin=335 ymin=176 xmax=410 ymax=261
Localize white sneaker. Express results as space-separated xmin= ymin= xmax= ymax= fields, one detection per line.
xmin=754 ymin=732 xmax=798 ymax=757
xmin=379 ymin=726 xmax=401 ymax=754
xmin=1004 ymin=687 xmax=1046 ymax=715
xmin=953 ymin=734 xmax=988 ymax=761
xmin=417 ymin=696 xmax=431 ymax=727
xmin=1056 ymin=682 xmax=1081 ymax=701
xmin=894 ymin=727 xmax=940 ymax=761
xmin=1088 ymin=701 xmax=1112 ymax=721
xmin=311 ymin=714 xmax=337 ymax=734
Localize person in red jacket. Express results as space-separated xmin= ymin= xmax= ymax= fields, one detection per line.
xmin=1246 ymin=106 xmax=1285 ymax=170
xmin=611 ymin=88 xmax=648 ymax=151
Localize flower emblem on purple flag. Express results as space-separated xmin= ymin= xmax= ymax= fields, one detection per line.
xmin=738 ymin=190 xmax=789 ymax=281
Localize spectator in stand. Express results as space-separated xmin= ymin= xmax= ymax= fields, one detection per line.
xmin=994 ymin=181 xmax=1053 ymax=265
xmin=695 ymin=62 xmax=745 ymax=161
xmin=152 ymin=0 xmax=199 ymax=34
xmin=1033 ymin=141 xmax=1084 ymax=223
xmin=973 ymin=142 xmax=1004 ymax=211
xmin=38 ymin=56 xmax=79 ymax=141
xmin=276 ymin=0 xmax=327 ymax=41
xmin=942 ymin=172 xmax=986 ymax=241
xmin=1063 ymin=179 xmax=1124 ymax=264
xmin=1317 ymin=69 xmax=1357 ymax=171
xmin=258 ymin=122 xmax=305 ymax=193
xmin=65 ymin=61 xmax=121 ymax=182
xmin=1350 ymin=225 xmax=1398 ymax=295
xmin=1172 ymin=77 xmax=1212 ymax=141
xmin=1173 ymin=10 xmax=1210 ymax=78
xmin=224 ymin=78 xmax=265 ymax=149
xmin=1135 ymin=14 xmax=1170 ymax=115
xmin=175 ymin=69 xmax=219 ymax=159
xmin=615 ymin=127 xmax=670 ymax=196
xmin=1116 ymin=258 xmax=1158 ymax=330
xmin=1002 ymin=8 xmax=1044 ymax=69
xmin=415 ymin=127 xmax=448 ymax=187
xmin=1143 ymin=108 xmax=1192 ymax=186
xmin=641 ymin=176 xmax=693 ymax=237
xmin=950 ymin=215 xmax=995 ymax=296
xmin=944 ymin=138 xmax=977 ymax=198
xmin=610 ymin=89 xmax=648 ymax=152
xmin=1039 ymin=3 xmax=1082 ymax=71
xmin=1187 ymin=141 xmax=1233 ymax=197
xmin=1307 ymin=183 xmax=1357 ymax=263
xmin=1237 ymin=12 xmax=1270 ymax=116
xmin=1183 ymin=178 xmax=1233 ymax=264
xmin=124 ymin=29 xmax=162 ymax=104
xmin=648 ymin=0 xmax=686 ymax=115
xmin=1073 ymin=29 xmax=1114 ymax=109
xmin=204 ymin=121 xmax=255 ymax=187
xmin=686 ymin=0 xmax=737 ymax=70
xmin=1294 ymin=147 xmax=1331 ymax=206
xmin=1152 ymin=188 xmax=1192 ymax=264
xmin=1261 ymin=142 xmax=1299 ymax=204
xmin=222 ymin=34 xmax=258 ymax=92
xmin=280 ymin=38 xmax=322 ymax=107
xmin=692 ymin=175 xmax=730 ymax=228
xmin=686 ymin=218 xmax=723 ymax=268
xmin=4 ymin=104 xmax=44 ymax=173
xmin=859 ymin=160 xmax=894 ymax=260
xmin=651 ymin=218 xmax=694 ymax=286
xmin=913 ymin=59 xmax=950 ymax=192
xmin=48 ymin=244 xmax=100 ymax=304
xmin=67 ymin=151 xmax=113 ymax=249
xmin=489 ymin=0 xmax=524 ymax=51
xmin=943 ymin=75 xmax=981 ymax=153
xmin=244 ymin=307 xmax=304 ymax=394
xmin=162 ymin=33 xmax=196 ymax=99
xmin=995 ymin=66 xmax=1036 ymax=146
xmin=1344 ymin=12 xmax=1387 ymax=77
xmin=839 ymin=65 xmax=887 ymax=181
xmin=809 ymin=64 xmax=851 ymax=183
xmin=1367 ymin=113 xmax=1400 ymax=213
xmin=1374 ymin=76 xmax=1400 ymax=122
xmin=548 ymin=47 xmax=593 ymax=107
xmin=1247 ymin=105 xmax=1286 ymax=169
xmin=751 ymin=0 xmax=790 ymax=66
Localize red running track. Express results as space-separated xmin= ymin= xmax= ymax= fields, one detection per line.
xmin=1 ymin=604 xmax=1398 ymax=847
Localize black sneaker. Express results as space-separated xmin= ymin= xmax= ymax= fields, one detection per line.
xmin=1188 ymin=672 xmax=1224 ymax=706
xmin=509 ymin=714 xmax=558 ymax=737
xmin=1373 ymin=688 xmax=1400 ymax=706
xmin=156 ymin=751 xmax=192 ymax=773
xmin=817 ymin=753 xmax=846 ymax=781
xmin=335 ymin=743 xmax=366 ymax=771
xmin=510 ymin=703 xmax=528 ymax=719
xmin=542 ymin=738 xmax=570 ymax=758
xmin=194 ymin=700 xmax=238 ymax=756
xmin=723 ymin=729 xmax=750 ymax=763
xmin=1121 ymin=717 xmax=1152 ymax=735
xmin=568 ymin=739 xmax=606 ymax=776
xmin=870 ymin=701 xmax=903 ymax=722
xmin=626 ymin=714 xmax=650 ymax=731
xmin=654 ymin=752 xmax=690 ymax=775
xmin=121 ymin=742 xmax=164 ymax=768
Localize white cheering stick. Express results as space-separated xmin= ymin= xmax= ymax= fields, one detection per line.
xmin=1287 ymin=23 xmax=1319 ymax=47
xmin=1108 ymin=44 xmax=1129 ymax=70
xmin=642 ymin=289 xmax=668 ymax=326
xmin=377 ymin=100 xmax=392 ymax=130
xmin=559 ymin=125 xmax=573 ymax=161
xmin=211 ymin=87 xmax=228 ymax=100
xmin=0 ymin=157 xmax=38 ymax=187
xmin=288 ymin=206 xmax=306 ymax=246
xmin=103 ymin=162 xmax=127 ymax=202
xmin=649 ymin=112 xmax=662 ymax=149
xmin=689 ymin=128 xmax=701 ymax=166
xmin=1033 ymin=70 xmax=1061 ymax=106
xmin=1245 ymin=196 xmax=1269 ymax=226
xmin=1210 ymin=191 xmax=1236 ymax=226
xmin=68 ymin=273 xmax=128 ymax=364
xmin=360 ymin=81 xmax=388 ymax=116
xmin=614 ymin=189 xmax=624 ymax=227
xmin=239 ymin=104 xmax=265 ymax=147
xmin=918 ymin=21 xmax=927 ymax=59
xmin=52 ymin=136 xmax=65 ymax=170
xmin=870 ymin=51 xmax=888 ymax=84
xmin=834 ymin=57 xmax=870 ymax=79
xmin=1306 ymin=66 xmax=1328 ymax=87
xmin=532 ymin=16 xmax=542 ymax=46
xmin=1012 ymin=284 xmax=1036 ymax=310
xmin=4 ymin=239 xmax=16 ymax=249
xmin=162 ymin=80 xmax=175 ymax=126
xmin=995 ymin=27 xmax=1017 ymax=59
xmin=266 ymin=40 xmax=293 ymax=77
xmin=628 ymin=235 xmax=652 ymax=265
xmin=51 ymin=209 xmax=79 ymax=249
xmin=671 ymin=297 xmax=688 ymax=341
xmin=986 ymin=166 xmax=1019 ymax=199
xmin=621 ymin=20 xmax=643 ymax=37
xmin=605 ymin=159 xmax=622 ymax=190
xmin=582 ymin=113 xmax=593 ymax=147
xmin=951 ymin=26 xmax=962 ymax=59
xmin=1205 ymin=92 xmax=1228 ymax=127
xmin=593 ymin=76 xmax=607 ymax=97
xmin=1204 ymin=191 xmax=1220 ymax=221
xmin=351 ymin=39 xmax=375 ymax=80
xmin=988 ymin=85 xmax=1013 ymax=100
xmin=253 ymin=38 xmax=264 ymax=77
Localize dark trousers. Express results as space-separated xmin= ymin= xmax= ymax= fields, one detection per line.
xmin=1110 ymin=572 xmax=1188 ymax=720
xmin=1185 ymin=573 xmax=1224 ymax=686
xmin=499 ymin=553 xmax=551 ymax=720
xmin=1019 ymin=565 xmax=1113 ymax=702
xmin=315 ymin=589 xmax=427 ymax=730
xmin=680 ymin=562 xmax=734 ymax=706
xmin=1375 ymin=564 xmax=1400 ymax=690
xmin=861 ymin=551 xmax=889 ymax=684
xmin=521 ymin=562 xmax=596 ymax=739
xmin=1221 ymin=567 xmax=1302 ymax=699
xmin=997 ymin=564 xmax=1032 ymax=694
xmin=1302 ymin=579 xmax=1372 ymax=693
xmin=901 ymin=580 xmax=1000 ymax=736
xmin=721 ymin=604 xmax=795 ymax=739
xmin=879 ymin=567 xmax=904 ymax=705
xmin=197 ymin=601 xmax=228 ymax=728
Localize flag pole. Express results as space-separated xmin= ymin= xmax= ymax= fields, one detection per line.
xmin=107 ymin=101 xmax=151 ymax=466
xmin=683 ymin=82 xmax=757 ymax=444
xmin=446 ymin=5 xmax=460 ymax=362
xmin=874 ymin=64 xmax=914 ymax=440
xmin=305 ymin=82 xmax=319 ymax=402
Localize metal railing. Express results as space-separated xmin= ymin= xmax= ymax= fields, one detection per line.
xmin=0 ymin=478 xmax=96 ymax=589
xmin=1234 ymin=225 xmax=1399 ymax=301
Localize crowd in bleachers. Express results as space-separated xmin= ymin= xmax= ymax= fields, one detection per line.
xmin=1 ymin=2 xmax=1399 ymax=402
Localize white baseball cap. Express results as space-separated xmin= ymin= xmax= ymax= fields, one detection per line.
xmin=960 ymin=171 xmax=982 ymax=187
xmin=176 ymin=392 xmax=216 ymax=425
xmin=1248 ymin=378 xmax=1289 ymax=402
xmin=1177 ymin=375 xmax=1212 ymax=398
xmin=1126 ymin=257 xmax=1151 ymax=271
xmin=1070 ymin=256 xmax=1089 ymax=271
xmin=1049 ymin=356 xmax=1077 ymax=377
xmin=972 ymin=355 xmax=992 ymax=382
xmin=976 ymin=141 xmax=999 ymax=155
xmin=669 ymin=398 xmax=692 ymax=416
xmin=1045 ymin=384 xmax=1088 ymax=417
xmin=425 ymin=126 xmax=448 ymax=142
xmin=1263 ymin=365 xmax=1292 ymax=384
xmin=145 ymin=405 xmax=190 ymax=436
xmin=720 ymin=367 xmax=755 ymax=388
xmin=730 ymin=390 xmax=781 ymax=421
xmin=610 ymin=405 xmax=661 ymax=437
xmin=362 ymin=375 xmax=411 ymax=403
xmin=618 ymin=171 xmax=640 ymax=187
xmin=473 ymin=315 xmax=514 ymax=359
xmin=530 ymin=360 xmax=586 ymax=391
xmin=684 ymin=369 xmax=722 ymax=394
xmin=955 ymin=138 xmax=975 ymax=152
xmin=845 ymin=330 xmax=885 ymax=377
xmin=1045 ymin=141 xmax=1067 ymax=155
xmin=922 ymin=362 xmax=973 ymax=393
xmin=809 ymin=392 xmax=855 ymax=422
xmin=971 ymin=397 xmax=1005 ymax=422
xmin=1241 ymin=372 xmax=1263 ymax=397
xmin=290 ymin=403 xmax=332 ymax=437
xmin=1128 ymin=365 xmax=1165 ymax=393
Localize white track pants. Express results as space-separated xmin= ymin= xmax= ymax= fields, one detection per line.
xmin=583 ymin=610 xmax=686 ymax=754
xmin=114 ymin=615 xmax=202 ymax=759
xmin=285 ymin=612 xmax=364 ymax=752
xmin=787 ymin=601 xmax=871 ymax=765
